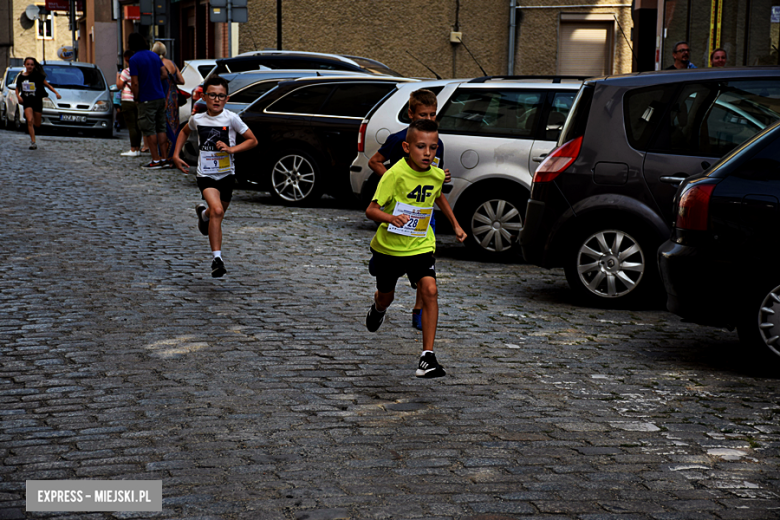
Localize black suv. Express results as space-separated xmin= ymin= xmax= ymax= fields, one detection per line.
xmin=519 ymin=68 xmax=780 ymax=306
xmin=234 ymin=75 xmax=412 ymax=205
xmin=658 ymin=120 xmax=780 ymax=360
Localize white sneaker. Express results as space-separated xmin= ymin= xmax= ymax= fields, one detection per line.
xmin=121 ymin=150 xmax=140 ymax=157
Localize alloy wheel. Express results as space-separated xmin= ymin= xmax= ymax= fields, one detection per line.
xmin=271 ymin=154 xmax=316 ymax=202
xmin=576 ymin=229 xmax=645 ymax=298
xmin=757 ymin=284 xmax=780 ymax=358
xmin=470 ymin=199 xmax=523 ymax=253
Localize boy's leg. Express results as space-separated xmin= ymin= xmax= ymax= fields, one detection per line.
xmin=201 ymin=188 xmax=228 ymax=252
xmin=417 ymin=277 xmax=438 ymax=351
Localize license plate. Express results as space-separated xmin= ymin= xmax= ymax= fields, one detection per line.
xmin=60 ymin=114 xmax=87 ymax=122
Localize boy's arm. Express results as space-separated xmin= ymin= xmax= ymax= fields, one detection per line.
xmin=366 ymin=201 xmax=410 ymax=228
xmin=368 ymin=150 xmax=388 ymax=176
xmin=216 ymin=128 xmax=258 ymax=154
xmin=435 ymin=194 xmax=467 ymax=242
xmin=172 ymin=124 xmax=192 ymax=173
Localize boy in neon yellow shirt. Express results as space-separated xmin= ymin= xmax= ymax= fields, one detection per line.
xmin=365 ymin=119 xmax=467 ymax=378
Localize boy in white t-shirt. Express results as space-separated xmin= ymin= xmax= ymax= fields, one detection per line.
xmin=172 ymin=75 xmax=258 ymax=278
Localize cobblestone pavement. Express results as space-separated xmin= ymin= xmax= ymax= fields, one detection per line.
xmin=1 ymin=129 xmax=779 ymax=520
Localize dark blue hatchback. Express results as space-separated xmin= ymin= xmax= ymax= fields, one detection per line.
xmin=658 ymin=119 xmax=780 ymax=361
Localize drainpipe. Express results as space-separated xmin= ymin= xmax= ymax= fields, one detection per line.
xmin=508 ymin=0 xmax=516 ymax=75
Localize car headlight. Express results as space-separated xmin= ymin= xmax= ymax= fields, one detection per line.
xmin=92 ymin=100 xmax=110 ymax=112
xmin=42 ymin=98 xmax=56 ymax=109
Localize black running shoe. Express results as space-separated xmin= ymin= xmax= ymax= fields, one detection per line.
xmin=365 ymin=303 xmax=386 ymax=332
xmin=141 ymin=160 xmax=165 ymax=169
xmin=29 ymin=143 xmax=37 ymax=150
xmin=416 ymin=352 xmax=445 ymax=378
xmin=195 ymin=203 xmax=209 ymax=236
xmin=211 ymin=257 xmax=226 ymax=278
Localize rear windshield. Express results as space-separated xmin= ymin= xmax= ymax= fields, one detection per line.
xmin=198 ymin=65 xmax=215 ymax=78
xmin=348 ymin=57 xmax=401 ymax=77
xmin=558 ymin=84 xmax=594 ymax=145
xmin=42 ymin=65 xmax=105 ymax=90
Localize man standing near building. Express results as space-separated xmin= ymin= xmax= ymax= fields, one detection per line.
xmin=665 ymin=41 xmax=697 ymax=70
xmin=128 ymin=33 xmax=169 ymax=169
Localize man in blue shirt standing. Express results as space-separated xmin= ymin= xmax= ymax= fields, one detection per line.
xmin=129 ymin=33 xmax=169 ymax=169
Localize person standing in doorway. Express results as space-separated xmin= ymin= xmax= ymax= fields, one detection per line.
xmin=129 ymin=33 xmax=169 ymax=169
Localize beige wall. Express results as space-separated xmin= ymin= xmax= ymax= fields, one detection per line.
xmin=11 ymin=0 xmax=74 ymax=62
xmin=240 ymin=0 xmax=634 ymax=78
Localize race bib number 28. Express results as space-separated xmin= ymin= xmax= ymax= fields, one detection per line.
xmin=387 ymin=202 xmax=433 ymax=237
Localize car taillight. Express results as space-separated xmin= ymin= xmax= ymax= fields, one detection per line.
xmin=193 ymin=101 xmax=207 ymax=114
xmin=357 ymin=121 xmax=368 ymax=153
xmin=533 ymin=135 xmax=583 ymax=183
xmin=676 ymin=183 xmax=717 ymax=231
xmin=192 ymin=85 xmax=203 ymax=101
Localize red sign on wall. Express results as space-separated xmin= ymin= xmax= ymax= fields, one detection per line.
xmin=45 ymin=0 xmax=84 ymax=12
xmin=124 ymin=5 xmax=140 ymax=20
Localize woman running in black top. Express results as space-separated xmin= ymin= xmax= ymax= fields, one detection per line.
xmin=15 ymin=57 xmax=60 ymax=150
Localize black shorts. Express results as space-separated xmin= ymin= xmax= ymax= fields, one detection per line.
xmin=369 ymin=249 xmax=436 ymax=293
xmin=22 ymin=97 xmax=43 ymax=113
xmin=197 ymin=175 xmax=235 ymax=202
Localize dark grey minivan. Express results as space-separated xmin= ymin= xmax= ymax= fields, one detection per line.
xmin=520 ymin=67 xmax=780 ymax=306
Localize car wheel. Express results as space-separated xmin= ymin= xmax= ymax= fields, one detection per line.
xmin=270 ymin=151 xmax=323 ymax=205
xmin=737 ymin=282 xmax=780 ymax=361
xmin=459 ymin=186 xmax=526 ymax=259
xmin=14 ymin=109 xmax=23 ymax=132
xmin=564 ymin=223 xmax=658 ymax=306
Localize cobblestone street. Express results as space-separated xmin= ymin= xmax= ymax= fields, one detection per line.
xmin=1 ymin=129 xmax=779 ymax=519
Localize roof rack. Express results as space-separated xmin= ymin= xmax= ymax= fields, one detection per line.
xmin=468 ymin=75 xmax=589 ymax=83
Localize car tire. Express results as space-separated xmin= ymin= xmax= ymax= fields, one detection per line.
xmin=269 ymin=150 xmax=323 ymax=206
xmin=737 ymin=281 xmax=780 ymax=362
xmin=458 ymin=184 xmax=527 ymax=260
xmin=563 ymin=221 xmax=660 ymax=307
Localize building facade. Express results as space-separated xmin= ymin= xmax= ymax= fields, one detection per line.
xmin=240 ymin=0 xmax=636 ymax=78
xmin=7 ymin=0 xmax=76 ymax=64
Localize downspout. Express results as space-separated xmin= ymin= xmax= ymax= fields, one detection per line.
xmin=508 ymin=0 xmax=516 ymax=75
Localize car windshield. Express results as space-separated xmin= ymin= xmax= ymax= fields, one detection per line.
xmin=42 ymin=65 xmax=105 ymax=90
xmin=6 ymin=69 xmax=22 ymax=86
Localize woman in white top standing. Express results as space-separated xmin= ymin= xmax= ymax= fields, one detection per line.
xmin=116 ymin=50 xmax=142 ymax=157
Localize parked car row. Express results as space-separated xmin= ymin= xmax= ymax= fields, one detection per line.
xmin=516 ymin=66 xmax=780 ymax=360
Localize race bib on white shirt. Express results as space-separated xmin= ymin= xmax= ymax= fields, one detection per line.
xmin=387 ymin=202 xmax=433 ymax=237
xmin=199 ymin=150 xmax=232 ymax=176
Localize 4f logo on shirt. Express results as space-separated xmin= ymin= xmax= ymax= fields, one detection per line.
xmin=407 ymin=185 xmax=434 ymax=203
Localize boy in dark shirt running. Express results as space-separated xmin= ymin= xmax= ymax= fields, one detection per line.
xmin=368 ymin=89 xmax=451 ymax=331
